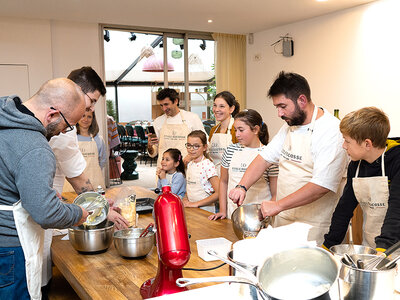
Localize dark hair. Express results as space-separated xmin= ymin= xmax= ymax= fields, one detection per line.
xmin=268 ymin=71 xmax=311 ymax=103
xmin=68 ymin=66 xmax=106 ymax=96
xmin=187 ymin=130 xmax=211 ymax=159
xmin=164 ymin=148 xmax=185 ymax=176
xmin=156 ymin=88 xmax=180 ymax=106
xmin=214 ymin=91 xmax=240 ymax=117
xmin=234 ymin=109 xmax=269 ymax=145
xmin=76 ymin=111 xmax=99 ymax=136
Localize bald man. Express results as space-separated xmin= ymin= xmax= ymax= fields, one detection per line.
xmin=0 ymin=78 xmax=89 ymax=300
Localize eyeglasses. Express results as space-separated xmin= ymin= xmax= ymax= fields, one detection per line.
xmin=185 ymin=143 xmax=201 ymax=150
xmin=50 ymin=107 xmax=74 ymax=132
xmin=84 ymin=92 xmax=98 ymax=108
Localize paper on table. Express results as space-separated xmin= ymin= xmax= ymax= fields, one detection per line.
xmin=61 ymin=233 xmax=69 ymax=240
xmin=233 ymin=222 xmax=316 ymax=268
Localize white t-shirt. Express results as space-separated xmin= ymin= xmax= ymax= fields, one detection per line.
xmin=149 ymin=109 xmax=206 ymax=157
xmin=259 ymin=108 xmax=347 ymax=193
xmin=49 ymin=128 xmax=86 ymax=194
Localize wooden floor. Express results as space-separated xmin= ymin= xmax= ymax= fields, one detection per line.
xmin=48 ymin=266 xmax=80 ymax=300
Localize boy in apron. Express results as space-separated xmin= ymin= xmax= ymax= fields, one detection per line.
xmin=323 ymin=107 xmax=400 ymax=251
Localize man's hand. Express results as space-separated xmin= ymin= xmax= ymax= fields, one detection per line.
xmin=74 ymin=206 xmax=89 ymax=226
xmin=228 ymin=187 xmax=246 ymax=206
xmin=107 ymin=209 xmax=130 ymax=230
xmin=147 ymin=135 xmax=158 ymax=147
xmin=208 ymin=212 xmax=227 ymax=221
xmin=261 ymin=200 xmax=283 ymax=218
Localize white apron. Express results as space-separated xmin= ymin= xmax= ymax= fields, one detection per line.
xmin=227 ymin=144 xmax=272 ymax=219
xmin=63 ymin=136 xmax=105 ymax=193
xmin=157 ymin=112 xmax=191 ymax=169
xmin=209 ymin=117 xmax=234 ymax=176
xmin=0 ymin=201 xmax=44 ymax=300
xmin=186 ymin=157 xmax=216 ymax=213
xmin=274 ymin=105 xmax=343 ymax=246
xmin=353 ymin=151 xmax=389 ymax=248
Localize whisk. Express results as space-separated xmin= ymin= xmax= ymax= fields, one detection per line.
xmin=363 ymin=240 xmax=400 ymax=270
xmin=347 ymin=221 xmax=355 ymax=254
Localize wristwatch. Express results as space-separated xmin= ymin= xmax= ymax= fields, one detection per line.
xmin=235 ymin=184 xmax=248 ymax=192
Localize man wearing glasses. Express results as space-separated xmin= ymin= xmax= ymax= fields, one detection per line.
xmin=45 ymin=67 xmax=129 ymax=296
xmin=0 ymin=78 xmax=90 ymax=300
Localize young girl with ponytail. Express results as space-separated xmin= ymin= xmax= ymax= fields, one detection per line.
xmin=209 ymin=109 xmax=278 ymax=220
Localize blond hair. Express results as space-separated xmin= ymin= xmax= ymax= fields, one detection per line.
xmin=340 ymin=107 xmax=390 ymax=148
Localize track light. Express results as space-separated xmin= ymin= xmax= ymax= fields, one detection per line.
xmin=129 ymin=32 xmax=137 ymax=41
xmin=199 ymin=40 xmax=206 ymax=51
xmin=159 ymin=43 xmax=163 ymax=48
xmin=104 ymin=30 xmax=110 ymax=42
xmin=180 ymin=44 xmax=184 ymax=50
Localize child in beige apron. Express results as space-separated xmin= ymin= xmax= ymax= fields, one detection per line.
xmin=209 ymin=117 xmax=234 ymax=176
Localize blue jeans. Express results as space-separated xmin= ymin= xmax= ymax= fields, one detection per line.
xmin=0 ymin=247 xmax=29 ymax=300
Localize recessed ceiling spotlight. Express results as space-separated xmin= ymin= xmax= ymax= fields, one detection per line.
xmin=208 ymin=19 xmax=213 ymax=23
xmin=316 ymin=0 xmax=328 ymax=2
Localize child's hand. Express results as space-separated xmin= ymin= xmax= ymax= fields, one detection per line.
xmin=208 ymin=212 xmax=227 ymax=221
xmin=158 ymin=169 xmax=166 ymax=179
xmin=182 ymin=198 xmax=197 ymax=208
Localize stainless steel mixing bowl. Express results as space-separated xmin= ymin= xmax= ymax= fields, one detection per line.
xmin=73 ymin=191 xmax=109 ymax=226
xmin=231 ymin=204 xmax=270 ymax=240
xmin=68 ymin=221 xmax=114 ymax=253
xmin=113 ymin=228 xmax=155 ymax=258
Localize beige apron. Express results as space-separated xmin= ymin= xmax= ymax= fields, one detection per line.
xmin=209 ymin=117 xmax=234 ymax=176
xmin=353 ymin=151 xmax=389 ymax=248
xmin=63 ymin=136 xmax=105 ymax=193
xmin=157 ymin=111 xmax=191 ymax=168
xmin=186 ymin=157 xmax=216 ymax=213
xmin=275 ymin=105 xmax=342 ymax=245
xmin=227 ymin=144 xmax=272 ymax=219
xmin=0 ymin=201 xmax=44 ymax=300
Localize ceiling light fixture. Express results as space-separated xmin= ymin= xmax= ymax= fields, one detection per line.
xmin=199 ymin=40 xmax=206 ymax=51
xmin=129 ymin=32 xmax=137 ymax=41
xmin=104 ymin=30 xmax=110 ymax=42
xmin=208 ymin=20 xmax=213 ymax=23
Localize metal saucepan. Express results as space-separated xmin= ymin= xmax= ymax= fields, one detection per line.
xmin=177 ymin=247 xmax=339 ymax=300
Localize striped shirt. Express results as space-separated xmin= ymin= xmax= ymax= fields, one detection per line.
xmin=221 ymin=143 xmax=279 ymax=180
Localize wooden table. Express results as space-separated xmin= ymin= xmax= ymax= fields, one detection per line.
xmin=53 ymin=187 xmax=238 ymax=300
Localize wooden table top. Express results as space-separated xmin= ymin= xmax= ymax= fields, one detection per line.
xmin=53 ymin=187 xmax=238 ymax=300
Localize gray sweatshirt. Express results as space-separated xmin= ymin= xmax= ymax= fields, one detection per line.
xmin=0 ymin=96 xmax=82 ymax=247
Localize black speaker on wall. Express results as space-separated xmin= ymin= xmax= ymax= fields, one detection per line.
xmin=283 ymin=39 xmax=294 ymax=57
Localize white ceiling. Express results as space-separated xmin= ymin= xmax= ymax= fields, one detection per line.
xmin=0 ymin=0 xmax=376 ymax=34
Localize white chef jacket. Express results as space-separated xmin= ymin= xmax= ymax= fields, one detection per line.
xmin=149 ymin=109 xmax=206 ymax=158
xmin=260 ymin=108 xmax=347 ymax=193
xmin=49 ymin=128 xmax=87 ymax=194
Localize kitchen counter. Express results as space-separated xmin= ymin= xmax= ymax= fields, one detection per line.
xmin=54 ymin=187 xmax=238 ymax=300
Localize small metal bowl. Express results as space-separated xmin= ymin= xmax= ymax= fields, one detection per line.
xmin=330 ymin=244 xmax=377 ymax=256
xmin=73 ymin=192 xmax=109 ymax=226
xmin=113 ymin=228 xmax=155 ymax=258
xmin=69 ymin=221 xmax=114 ymax=253
xmin=231 ymin=204 xmax=270 ymax=240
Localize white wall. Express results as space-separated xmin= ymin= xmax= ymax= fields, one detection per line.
xmin=0 ymin=17 xmax=106 ymax=136
xmin=247 ymin=0 xmax=400 ymax=137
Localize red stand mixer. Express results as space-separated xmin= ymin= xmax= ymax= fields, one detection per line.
xmin=140 ymin=186 xmax=191 ymax=298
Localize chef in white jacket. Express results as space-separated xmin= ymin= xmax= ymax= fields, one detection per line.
xmin=229 ymin=71 xmax=348 ymax=245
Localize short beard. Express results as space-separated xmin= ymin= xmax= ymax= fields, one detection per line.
xmin=281 ymin=103 xmax=306 ymax=126
xmin=45 ymin=117 xmax=63 ymax=141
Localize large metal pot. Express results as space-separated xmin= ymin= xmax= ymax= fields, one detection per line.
xmin=339 ymin=253 xmax=396 ymax=300
xmin=113 ymin=228 xmax=155 ymax=258
xmin=177 ymin=247 xmax=339 ymax=300
xmin=69 ymin=221 xmax=114 ymax=253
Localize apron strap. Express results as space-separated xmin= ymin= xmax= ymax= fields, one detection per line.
xmin=0 ymin=205 xmax=13 ymax=211
xmin=355 ymin=148 xmax=386 ymax=178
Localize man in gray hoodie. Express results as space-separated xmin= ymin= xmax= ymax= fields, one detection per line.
xmin=0 ymin=78 xmax=89 ymax=300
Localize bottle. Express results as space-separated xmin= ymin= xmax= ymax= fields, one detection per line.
xmin=334 ymin=109 xmax=340 ymax=119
